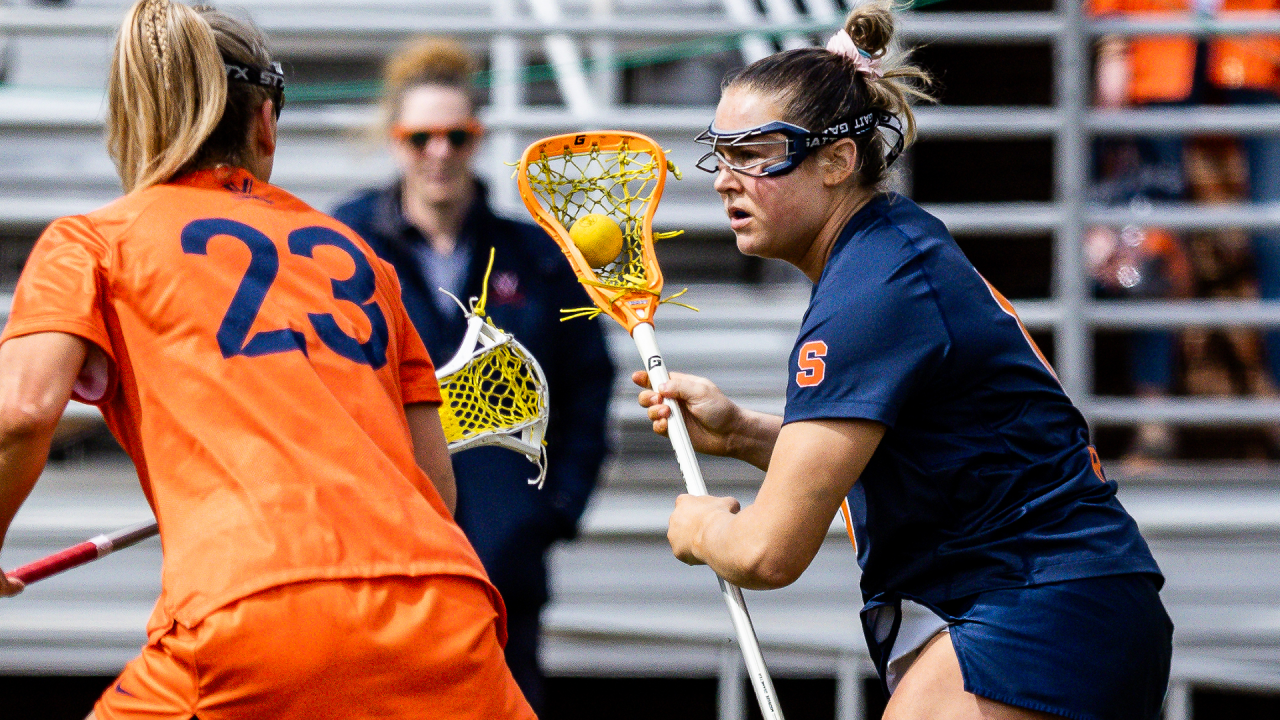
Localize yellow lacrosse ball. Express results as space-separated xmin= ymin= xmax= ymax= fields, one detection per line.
xmin=569 ymin=214 xmax=624 ymax=268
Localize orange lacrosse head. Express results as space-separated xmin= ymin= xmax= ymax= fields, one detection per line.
xmin=518 ymin=131 xmax=671 ymax=332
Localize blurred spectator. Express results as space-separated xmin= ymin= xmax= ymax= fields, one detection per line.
xmin=1084 ymin=210 xmax=1193 ymax=465
xmin=332 ymin=38 xmax=616 ymax=712
xmin=1089 ymin=41 xmax=1195 ymax=464
xmin=1090 ymin=0 xmax=1280 ymax=461
xmin=1181 ymin=139 xmax=1280 ymax=424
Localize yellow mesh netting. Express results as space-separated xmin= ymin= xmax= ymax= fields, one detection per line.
xmin=524 ymin=139 xmax=675 ymax=290
xmin=432 ymin=248 xmax=548 ymax=487
xmin=437 ymin=339 xmax=545 ymax=445
xmin=523 ymin=139 xmax=693 ymax=320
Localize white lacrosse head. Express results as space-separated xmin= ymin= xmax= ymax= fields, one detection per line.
xmin=436 ymin=311 xmax=550 ymax=488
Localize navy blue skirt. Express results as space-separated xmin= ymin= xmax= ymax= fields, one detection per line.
xmin=862 ymin=573 xmax=1173 ymax=720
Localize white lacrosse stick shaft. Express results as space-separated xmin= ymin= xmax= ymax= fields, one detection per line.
xmin=631 ymin=322 xmax=784 ymax=720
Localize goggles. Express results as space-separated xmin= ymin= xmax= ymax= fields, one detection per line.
xmin=393 ymin=121 xmax=484 ymax=151
xmin=693 ymin=110 xmax=904 ymax=178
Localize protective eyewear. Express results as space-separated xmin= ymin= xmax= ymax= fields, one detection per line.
xmin=693 ymin=110 xmax=903 ymax=178
xmin=394 ymin=122 xmax=483 ymax=151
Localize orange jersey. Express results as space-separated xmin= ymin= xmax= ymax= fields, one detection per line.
xmin=2 ymin=167 xmax=495 ymax=628
xmin=1090 ymin=0 xmax=1280 ymax=102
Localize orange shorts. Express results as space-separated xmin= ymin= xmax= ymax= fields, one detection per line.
xmin=93 ymin=575 xmax=536 ymax=720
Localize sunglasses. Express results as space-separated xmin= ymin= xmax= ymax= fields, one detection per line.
xmin=393 ymin=122 xmax=483 ymax=151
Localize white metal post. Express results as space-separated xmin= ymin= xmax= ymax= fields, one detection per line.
xmin=528 ymin=0 xmax=597 ymax=119
xmin=489 ymin=0 xmax=523 ymax=211
xmin=835 ymin=651 xmax=864 ymax=720
xmin=589 ymin=0 xmax=618 ymax=110
xmin=805 ymin=0 xmax=840 ymax=24
xmin=1164 ymin=680 xmax=1193 ymax=720
xmin=1053 ymin=0 xmax=1093 ymax=408
xmin=723 ymin=0 xmax=777 ymax=63
xmin=719 ymin=643 xmax=747 ymax=720
xmin=760 ymin=0 xmax=812 ymax=50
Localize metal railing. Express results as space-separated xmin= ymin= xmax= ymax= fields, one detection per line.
xmin=6 ymin=2 xmax=1280 ymax=425
xmin=5 ymin=5 xmax=1280 ymax=719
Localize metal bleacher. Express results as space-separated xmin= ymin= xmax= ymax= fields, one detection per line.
xmin=3 ymin=1 xmax=1280 ymax=719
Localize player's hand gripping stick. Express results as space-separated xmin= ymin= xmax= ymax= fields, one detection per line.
xmin=633 ymin=323 xmax=783 ymax=719
xmin=517 ymin=131 xmax=783 ymax=719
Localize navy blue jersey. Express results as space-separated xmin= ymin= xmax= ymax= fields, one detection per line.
xmin=783 ymin=193 xmax=1161 ymax=604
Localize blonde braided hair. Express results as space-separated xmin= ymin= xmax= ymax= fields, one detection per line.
xmin=142 ymin=0 xmax=171 ymax=89
xmin=107 ymin=0 xmax=276 ymax=192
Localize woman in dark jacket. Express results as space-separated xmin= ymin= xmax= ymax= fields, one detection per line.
xmin=332 ymin=37 xmax=614 ymax=713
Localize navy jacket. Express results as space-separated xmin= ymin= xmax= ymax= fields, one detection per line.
xmin=333 ymin=180 xmax=614 ymax=612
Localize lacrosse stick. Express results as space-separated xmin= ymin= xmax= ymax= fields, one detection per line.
xmin=6 ymin=520 xmax=158 ymax=585
xmin=434 ymin=248 xmax=550 ymax=487
xmin=518 ymin=131 xmax=784 ymax=720
xmin=6 ymin=285 xmax=550 ymax=586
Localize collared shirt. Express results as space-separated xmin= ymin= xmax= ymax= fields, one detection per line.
xmin=415 ymin=242 xmax=472 ymax=315
xmin=377 ymin=183 xmax=476 ymax=316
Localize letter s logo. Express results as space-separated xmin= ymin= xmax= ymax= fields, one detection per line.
xmin=795 ymin=340 xmax=827 ymax=388
xmin=1088 ymin=446 xmax=1106 ymax=483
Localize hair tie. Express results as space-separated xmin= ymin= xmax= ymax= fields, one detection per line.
xmin=826 ymin=29 xmax=883 ymax=79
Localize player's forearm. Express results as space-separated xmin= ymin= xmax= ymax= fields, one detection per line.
xmin=693 ymin=503 xmax=805 ymax=590
xmin=0 ymin=334 xmax=85 ymax=552
xmin=431 ymin=467 xmax=457 ymax=515
xmin=405 ymin=403 xmax=457 ymax=514
xmin=726 ymin=409 xmax=783 ymax=471
xmin=691 ymin=418 xmax=886 ymax=588
xmin=0 ymin=398 xmax=61 ymax=556
xmin=0 ymin=434 xmax=53 ymax=544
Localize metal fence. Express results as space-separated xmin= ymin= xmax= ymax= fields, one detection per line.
xmin=6 ymin=1 xmax=1280 ymax=426
xmin=4 ymin=2 xmax=1280 ymax=719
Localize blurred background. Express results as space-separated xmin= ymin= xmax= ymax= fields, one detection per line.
xmin=2 ymin=0 xmax=1280 ymax=717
